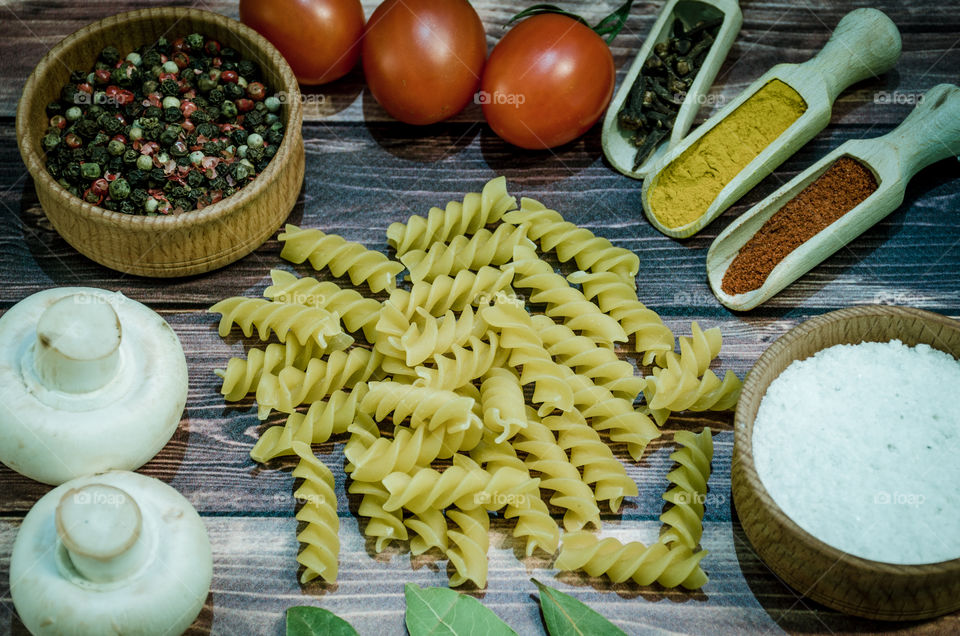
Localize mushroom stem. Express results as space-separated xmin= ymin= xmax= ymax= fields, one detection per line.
xmin=55 ymin=484 xmax=149 ymax=583
xmin=34 ymin=293 xmax=121 ymax=393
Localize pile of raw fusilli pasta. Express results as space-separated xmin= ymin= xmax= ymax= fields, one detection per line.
xmin=210 ymin=177 xmax=740 ymax=589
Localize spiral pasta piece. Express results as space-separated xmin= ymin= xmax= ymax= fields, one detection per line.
xmin=468 ymin=434 xmax=559 ymax=557
xmin=660 ymin=428 xmax=713 ymax=549
xmin=250 ymin=386 xmax=368 ymax=463
xmin=291 ymin=442 xmax=339 ymax=583
xmin=400 ymin=223 xmax=533 ymax=282
xmin=346 ymin=422 xmax=443 ymax=482
xmin=643 ymin=323 xmax=740 ymax=422
xmin=406 ymin=508 xmax=449 ymax=556
xmin=503 ymin=197 xmax=639 ymax=283
xmin=567 ymin=270 xmax=674 ymax=363
xmin=210 ymin=297 xmax=352 ymax=350
xmin=478 ymin=367 xmax=528 ymax=443
xmin=255 ymin=348 xmax=382 ymax=418
xmin=446 ymin=506 xmax=490 ymax=588
xmin=388 ymin=266 xmax=516 ymax=320
xmin=348 ymin=479 xmax=407 ymax=553
xmin=215 ymin=339 xmax=322 ymax=402
xmin=531 ymin=315 xmax=645 ymax=401
xmin=279 ymin=224 xmax=403 ymax=293
xmin=382 ymin=455 xmax=538 ymax=515
xmin=386 ymin=176 xmax=518 ymax=256
xmin=395 ymin=305 xmax=487 ymax=367
xmin=480 ymin=298 xmax=574 ymax=415
xmin=360 ymin=380 xmax=482 ymax=435
xmin=265 ymin=269 xmax=382 ymax=342
xmin=511 ymin=245 xmax=627 ymax=347
xmin=543 ymin=410 xmax=637 ymax=513
xmin=567 ymin=371 xmax=660 ymax=461
xmin=556 ymin=531 xmax=709 ymax=590
xmin=414 ymin=333 xmax=503 ymax=391
xmin=514 ymin=413 xmax=601 ymax=531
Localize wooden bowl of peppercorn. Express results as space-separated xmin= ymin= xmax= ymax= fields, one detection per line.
xmin=16 ymin=7 xmax=304 ymax=277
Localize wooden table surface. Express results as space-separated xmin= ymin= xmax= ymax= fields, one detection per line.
xmin=1 ymin=1 xmax=958 ymax=634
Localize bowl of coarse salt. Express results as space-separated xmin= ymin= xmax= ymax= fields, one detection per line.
xmin=732 ymin=305 xmax=960 ymax=621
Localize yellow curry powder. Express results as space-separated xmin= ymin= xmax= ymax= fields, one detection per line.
xmin=649 ymin=79 xmax=808 ymax=229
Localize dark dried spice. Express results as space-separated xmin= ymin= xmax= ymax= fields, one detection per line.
xmin=618 ymin=11 xmax=721 ymax=170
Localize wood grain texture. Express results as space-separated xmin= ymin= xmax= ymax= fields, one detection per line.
xmin=733 ymin=306 xmax=960 ymax=621
xmin=0 ymin=0 xmax=958 ymax=634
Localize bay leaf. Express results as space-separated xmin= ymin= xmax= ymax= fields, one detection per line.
xmin=532 ymin=579 xmax=627 ymax=636
xmin=404 ymin=583 xmax=518 ymax=636
xmin=286 ymin=606 xmax=359 ymax=636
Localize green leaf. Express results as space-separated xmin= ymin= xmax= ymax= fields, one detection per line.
xmin=507 ymin=1 xmax=636 ymax=43
xmin=532 ymin=579 xmax=628 ymax=636
xmin=404 ymin=583 xmax=518 ymax=636
xmin=286 ymin=606 xmax=359 ymax=636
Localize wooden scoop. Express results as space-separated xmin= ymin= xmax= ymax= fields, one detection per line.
xmin=707 ymin=83 xmax=960 ymax=311
xmin=602 ymin=0 xmax=742 ymax=179
xmin=641 ymin=8 xmax=902 ymax=238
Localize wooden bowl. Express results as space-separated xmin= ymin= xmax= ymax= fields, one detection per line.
xmin=15 ymin=8 xmax=304 ymax=277
xmin=732 ymin=305 xmax=960 ymax=621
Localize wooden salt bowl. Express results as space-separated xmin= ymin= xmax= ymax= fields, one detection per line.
xmin=16 ymin=8 xmax=304 ymax=277
xmin=732 ymin=305 xmax=960 ymax=621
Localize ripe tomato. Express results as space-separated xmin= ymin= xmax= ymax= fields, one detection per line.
xmin=240 ymin=0 xmax=365 ymax=85
xmin=480 ymin=14 xmax=615 ymax=149
xmin=362 ymin=0 xmax=486 ymax=125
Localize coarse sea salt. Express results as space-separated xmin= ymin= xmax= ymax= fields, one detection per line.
xmin=753 ymin=339 xmax=960 ymax=565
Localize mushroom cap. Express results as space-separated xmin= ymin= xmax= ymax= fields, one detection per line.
xmin=0 ymin=287 xmax=188 ymax=485
xmin=10 ymin=470 xmax=212 ymax=635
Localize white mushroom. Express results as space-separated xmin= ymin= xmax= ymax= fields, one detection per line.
xmin=0 ymin=287 xmax=188 ymax=485
xmin=10 ymin=470 xmax=212 ymax=635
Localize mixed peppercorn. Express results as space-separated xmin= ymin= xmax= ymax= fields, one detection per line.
xmin=42 ymin=33 xmax=286 ymax=215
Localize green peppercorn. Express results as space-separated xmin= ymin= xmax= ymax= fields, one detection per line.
xmin=65 ymin=106 xmax=83 ymax=121
xmin=246 ymin=133 xmax=265 ymax=150
xmin=170 ymin=140 xmax=189 ymax=157
xmin=163 ymin=107 xmax=183 ymax=123
xmin=233 ymin=162 xmax=252 ymax=181
xmin=125 ymin=52 xmax=142 ymax=66
xmin=80 ymin=162 xmax=101 ymax=179
xmin=185 ymin=33 xmax=205 ymax=51
xmin=189 ymin=150 xmax=204 ymax=166
xmin=136 ymin=154 xmax=153 ymax=171
xmin=107 ymin=139 xmax=125 ymax=156
xmin=99 ymin=46 xmax=120 ymax=65
xmin=162 ymin=96 xmax=181 ymax=110
xmin=220 ymin=100 xmax=238 ymax=119
xmin=42 ymin=133 xmax=61 ymax=152
xmin=162 ymin=60 xmax=179 ymax=74
xmin=108 ymin=177 xmax=130 ymax=200
xmin=264 ymin=96 xmax=281 ymax=113
xmin=197 ymin=76 xmax=217 ymax=93
xmin=144 ymin=197 xmax=159 ymax=213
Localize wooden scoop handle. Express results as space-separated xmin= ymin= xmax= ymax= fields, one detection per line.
xmin=802 ymin=8 xmax=901 ymax=103
xmin=875 ymin=83 xmax=960 ymax=180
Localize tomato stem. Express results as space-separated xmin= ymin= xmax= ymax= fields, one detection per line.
xmin=507 ymin=0 xmax=636 ymax=43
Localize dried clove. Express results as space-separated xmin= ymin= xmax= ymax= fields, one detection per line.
xmin=617 ymin=9 xmax=721 ymax=170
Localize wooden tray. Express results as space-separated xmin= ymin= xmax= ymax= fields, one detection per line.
xmin=732 ymin=304 xmax=960 ymax=621
xmin=15 ymin=7 xmax=304 ymax=277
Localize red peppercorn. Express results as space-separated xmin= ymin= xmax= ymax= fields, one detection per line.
xmin=236 ymin=98 xmax=254 ymax=113
xmin=220 ymin=70 xmax=238 ymax=84
xmin=212 ymin=57 xmax=222 ymax=68
xmin=104 ymin=85 xmax=120 ymax=98
xmin=94 ymin=69 xmax=112 ymax=84
xmin=172 ymin=52 xmax=190 ymax=69
xmin=91 ymin=178 xmax=110 ymax=195
xmin=246 ymin=82 xmax=266 ymax=101
xmin=113 ymin=113 xmax=127 ymax=125
xmin=147 ymin=92 xmax=162 ymax=108
xmin=204 ymin=40 xmax=221 ymax=55
xmin=172 ymin=37 xmax=187 ymax=52
xmin=116 ymin=89 xmax=135 ymax=105
xmin=181 ymin=120 xmax=196 ymax=134
xmin=140 ymin=141 xmax=159 ymax=156
xmin=181 ymin=100 xmax=197 ymax=118
xmin=158 ymin=72 xmax=179 ymax=82
xmin=77 ymin=82 xmax=93 ymax=94
xmin=49 ymin=115 xmax=66 ymax=129
xmin=64 ymin=133 xmax=82 ymax=148
xmin=111 ymin=134 xmax=127 ymax=144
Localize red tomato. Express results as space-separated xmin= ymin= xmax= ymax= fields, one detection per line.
xmin=240 ymin=0 xmax=365 ymax=85
xmin=480 ymin=14 xmax=615 ymax=149
xmin=362 ymin=0 xmax=486 ymax=125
